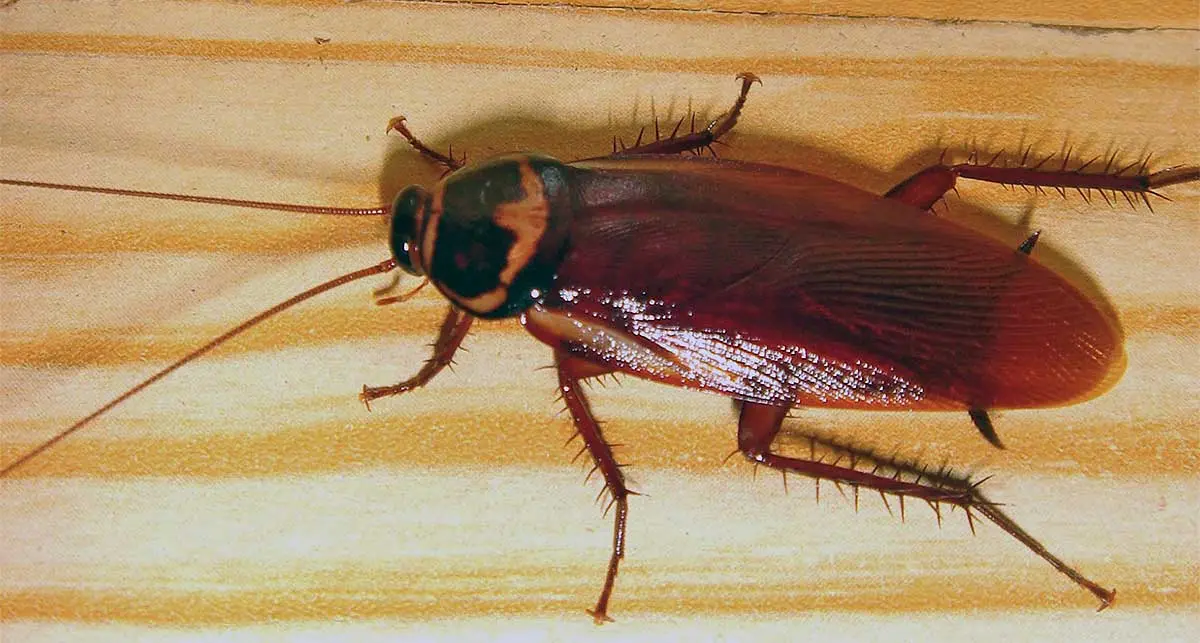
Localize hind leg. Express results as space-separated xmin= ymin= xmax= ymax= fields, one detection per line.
xmin=736 ymin=400 xmax=1116 ymax=610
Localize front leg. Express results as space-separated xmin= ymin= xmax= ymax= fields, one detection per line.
xmin=386 ymin=116 xmax=466 ymax=172
xmin=556 ymin=354 xmax=630 ymax=624
xmin=360 ymin=304 xmax=474 ymax=407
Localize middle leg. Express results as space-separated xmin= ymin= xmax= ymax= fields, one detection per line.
xmin=556 ymin=354 xmax=631 ymax=624
xmin=604 ymin=72 xmax=761 ymax=158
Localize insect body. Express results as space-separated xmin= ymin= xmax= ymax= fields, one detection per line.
xmin=3 ymin=74 xmax=1197 ymax=623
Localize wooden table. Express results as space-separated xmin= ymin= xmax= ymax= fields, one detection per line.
xmin=2 ymin=2 xmax=1196 ymax=640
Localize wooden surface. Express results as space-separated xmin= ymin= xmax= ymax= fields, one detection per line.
xmin=1 ymin=2 xmax=1197 ymax=641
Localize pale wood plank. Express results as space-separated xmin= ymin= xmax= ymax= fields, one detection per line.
xmin=444 ymin=0 xmax=1200 ymax=29
xmin=1 ymin=1 xmax=1197 ymax=640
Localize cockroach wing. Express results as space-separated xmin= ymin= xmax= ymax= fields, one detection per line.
xmin=527 ymin=157 xmax=1124 ymax=411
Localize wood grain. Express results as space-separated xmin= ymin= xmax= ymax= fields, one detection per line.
xmin=2 ymin=1 xmax=1197 ymax=641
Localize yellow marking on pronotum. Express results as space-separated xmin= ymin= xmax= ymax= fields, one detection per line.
xmin=421 ymin=186 xmax=444 ymax=277
xmin=458 ymin=159 xmax=551 ymax=313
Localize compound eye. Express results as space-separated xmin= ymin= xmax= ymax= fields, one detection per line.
xmin=390 ymin=185 xmax=429 ymax=276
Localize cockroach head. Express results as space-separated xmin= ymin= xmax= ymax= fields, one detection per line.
xmin=389 ymin=184 xmax=430 ymax=277
xmin=414 ymin=154 xmax=576 ymax=319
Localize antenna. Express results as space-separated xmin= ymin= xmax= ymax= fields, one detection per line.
xmin=2 ymin=176 xmax=400 ymax=475
xmin=1 ymin=258 xmax=398 ymax=476
xmin=1 ymin=179 xmax=390 ymax=216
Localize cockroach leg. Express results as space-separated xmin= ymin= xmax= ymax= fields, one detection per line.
xmin=373 ymin=277 xmax=429 ymax=306
xmin=556 ymin=355 xmax=631 ymax=624
xmin=359 ymin=304 xmax=473 ymax=407
xmin=706 ymin=72 xmax=762 ymax=139
xmin=385 ymin=116 xmax=465 ymax=172
xmin=884 ymin=166 xmax=958 ymax=210
xmin=885 ymin=153 xmax=1199 ymax=211
xmin=738 ymin=401 xmax=1116 ymax=610
xmin=605 ymin=72 xmax=760 ymax=157
xmin=968 ymin=408 xmax=1005 ymax=450
xmin=738 ymin=403 xmax=971 ymax=505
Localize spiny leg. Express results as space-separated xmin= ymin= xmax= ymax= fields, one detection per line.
xmin=738 ymin=403 xmax=967 ymax=501
xmin=606 ymin=72 xmax=760 ymax=157
xmin=883 ymin=151 xmax=1182 ymax=447
xmin=386 ymin=116 xmax=466 ymax=172
xmin=556 ymin=355 xmax=630 ymax=624
xmin=360 ymin=305 xmax=474 ymax=407
xmin=737 ymin=401 xmax=1116 ymax=610
xmin=884 ymin=150 xmax=1198 ymax=211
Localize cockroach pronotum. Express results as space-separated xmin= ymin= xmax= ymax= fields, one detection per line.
xmin=2 ymin=73 xmax=1197 ymax=623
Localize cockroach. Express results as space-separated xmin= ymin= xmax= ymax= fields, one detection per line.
xmin=2 ymin=73 xmax=1197 ymax=623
